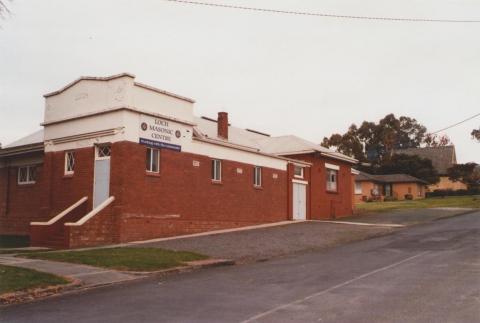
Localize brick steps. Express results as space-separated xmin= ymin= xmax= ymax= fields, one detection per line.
xmin=39 ymin=234 xmax=66 ymax=249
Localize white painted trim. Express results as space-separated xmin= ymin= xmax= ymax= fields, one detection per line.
xmin=293 ymin=165 xmax=304 ymax=179
xmin=325 ymin=163 xmax=340 ymax=170
xmin=31 ymin=196 xmax=88 ymax=226
xmin=146 ymin=148 xmax=160 ymax=173
xmin=292 ymin=179 xmax=308 ymax=185
xmin=351 ymin=169 xmax=360 ymax=175
xmin=48 ymin=128 xmax=122 ymax=145
xmin=254 ymin=166 xmax=262 ymax=187
xmin=41 ymin=106 xmax=196 ymax=127
xmin=321 ymin=152 xmax=358 ymax=164
xmin=17 ymin=165 xmax=36 ymax=185
xmin=64 ymin=151 xmax=75 ymax=175
xmin=65 ymin=196 xmax=115 ymax=226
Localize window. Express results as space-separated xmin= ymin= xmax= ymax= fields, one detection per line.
xmin=65 ymin=152 xmax=75 ymax=175
xmin=384 ymin=184 xmax=392 ymax=197
xmin=96 ymin=145 xmax=111 ymax=159
xmin=355 ymin=181 xmax=362 ymax=194
xmin=326 ymin=169 xmax=338 ymax=192
xmin=254 ymin=166 xmax=262 ymax=187
xmin=294 ymin=166 xmax=304 ymax=178
xmin=212 ymin=159 xmax=222 ymax=181
xmin=146 ymin=148 xmax=160 ymax=173
xmin=18 ymin=166 xmax=36 ymax=184
xmin=418 ymin=185 xmax=423 ymax=197
xmin=408 ymin=187 xmax=412 ymax=194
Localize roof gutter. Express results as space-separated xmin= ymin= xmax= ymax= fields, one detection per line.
xmin=0 ymin=143 xmax=44 ymax=157
xmin=193 ymin=137 xmax=312 ymax=166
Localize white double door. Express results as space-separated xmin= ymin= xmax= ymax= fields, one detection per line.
xmin=292 ymin=182 xmax=307 ymax=220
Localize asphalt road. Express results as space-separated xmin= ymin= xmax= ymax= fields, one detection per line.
xmin=2 ymin=211 xmax=479 ymax=323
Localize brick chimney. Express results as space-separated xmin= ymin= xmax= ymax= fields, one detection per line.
xmin=217 ymin=112 xmax=229 ymax=140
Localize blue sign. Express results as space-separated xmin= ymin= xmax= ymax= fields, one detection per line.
xmin=139 ymin=138 xmax=181 ymax=152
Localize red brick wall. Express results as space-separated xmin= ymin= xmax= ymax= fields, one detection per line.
xmin=48 ymin=147 xmax=95 ymax=213
xmin=0 ymin=167 xmax=7 ymax=218
xmin=0 ymin=153 xmax=50 ymax=235
xmin=111 ymin=141 xmax=289 ymax=241
xmin=68 ymin=204 xmax=119 ymax=248
xmin=285 ymin=153 xmax=354 ymax=219
xmin=2 ymin=141 xmax=356 ymax=246
xmin=0 ymin=147 xmax=95 ymax=236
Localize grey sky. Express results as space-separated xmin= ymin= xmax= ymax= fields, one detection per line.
xmin=1 ymin=0 xmax=479 ymax=162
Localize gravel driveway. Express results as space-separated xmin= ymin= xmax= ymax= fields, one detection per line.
xmin=130 ymin=222 xmax=394 ymax=263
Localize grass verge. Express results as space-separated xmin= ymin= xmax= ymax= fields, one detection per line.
xmin=356 ymin=196 xmax=480 ymax=213
xmin=0 ymin=235 xmax=30 ymax=248
xmin=0 ymin=265 xmax=68 ymax=294
xmin=21 ymin=247 xmax=208 ymax=272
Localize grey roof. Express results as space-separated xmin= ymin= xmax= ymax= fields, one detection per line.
xmin=194 ymin=117 xmax=357 ymax=164
xmin=394 ymin=146 xmax=457 ymax=175
xmin=4 ymin=129 xmax=44 ymax=148
xmin=355 ymin=171 xmax=428 ymax=185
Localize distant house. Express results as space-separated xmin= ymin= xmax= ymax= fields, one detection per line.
xmin=354 ymin=171 xmax=428 ymax=203
xmin=394 ymin=146 xmax=467 ymax=191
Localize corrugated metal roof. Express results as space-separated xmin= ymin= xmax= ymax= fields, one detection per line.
xmin=4 ymin=129 xmax=44 ymax=148
xmin=193 ymin=118 xmax=357 ymax=164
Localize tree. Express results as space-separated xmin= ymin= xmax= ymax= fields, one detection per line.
xmin=322 ymin=114 xmax=436 ymax=164
xmin=423 ymin=133 xmax=451 ymax=147
xmin=447 ymin=163 xmax=480 ymax=189
xmin=472 ymin=128 xmax=480 ymax=142
xmin=321 ymin=125 xmax=365 ymax=162
xmin=376 ymin=154 xmax=439 ymax=184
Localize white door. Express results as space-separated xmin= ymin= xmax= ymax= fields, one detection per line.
xmin=292 ymin=183 xmax=307 ymax=220
xmin=93 ymin=145 xmax=111 ymax=208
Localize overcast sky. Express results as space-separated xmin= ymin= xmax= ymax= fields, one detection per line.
xmin=1 ymin=0 xmax=479 ymax=162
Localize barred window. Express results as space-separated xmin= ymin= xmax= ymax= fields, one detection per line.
xmin=65 ymin=151 xmax=75 ymax=174
xmin=96 ymin=145 xmax=111 ymax=159
xmin=18 ymin=166 xmax=36 ymax=184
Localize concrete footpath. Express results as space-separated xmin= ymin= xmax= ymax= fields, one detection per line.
xmin=0 ymin=255 xmax=138 ymax=288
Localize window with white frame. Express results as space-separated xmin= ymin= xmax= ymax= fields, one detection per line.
xmin=212 ymin=159 xmax=222 ymax=181
xmin=326 ymin=169 xmax=338 ymax=192
xmin=96 ymin=145 xmax=111 ymax=159
xmin=294 ymin=165 xmax=304 ymax=178
xmin=65 ymin=151 xmax=75 ymax=175
xmin=254 ymin=166 xmax=262 ymax=187
xmin=18 ymin=165 xmax=36 ymax=184
xmin=146 ymin=148 xmax=160 ymax=173
xmin=355 ymin=181 xmax=362 ymax=194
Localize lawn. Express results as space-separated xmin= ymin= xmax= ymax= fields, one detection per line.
xmin=22 ymin=247 xmax=208 ymax=272
xmin=0 ymin=235 xmax=30 ymax=248
xmin=0 ymin=265 xmax=68 ymax=294
xmin=356 ymin=196 xmax=480 ymax=213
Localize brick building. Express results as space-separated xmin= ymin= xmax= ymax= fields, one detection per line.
xmin=394 ymin=146 xmax=467 ymax=191
xmin=354 ymin=171 xmax=428 ymax=203
xmin=0 ymin=73 xmax=357 ymax=248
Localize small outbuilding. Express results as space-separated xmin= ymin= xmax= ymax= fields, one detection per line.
xmin=354 ymin=171 xmax=428 ymax=202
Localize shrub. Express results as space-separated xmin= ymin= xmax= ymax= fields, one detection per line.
xmin=405 ymin=194 xmax=413 ymax=200
xmin=426 ymin=188 xmax=480 ymax=198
